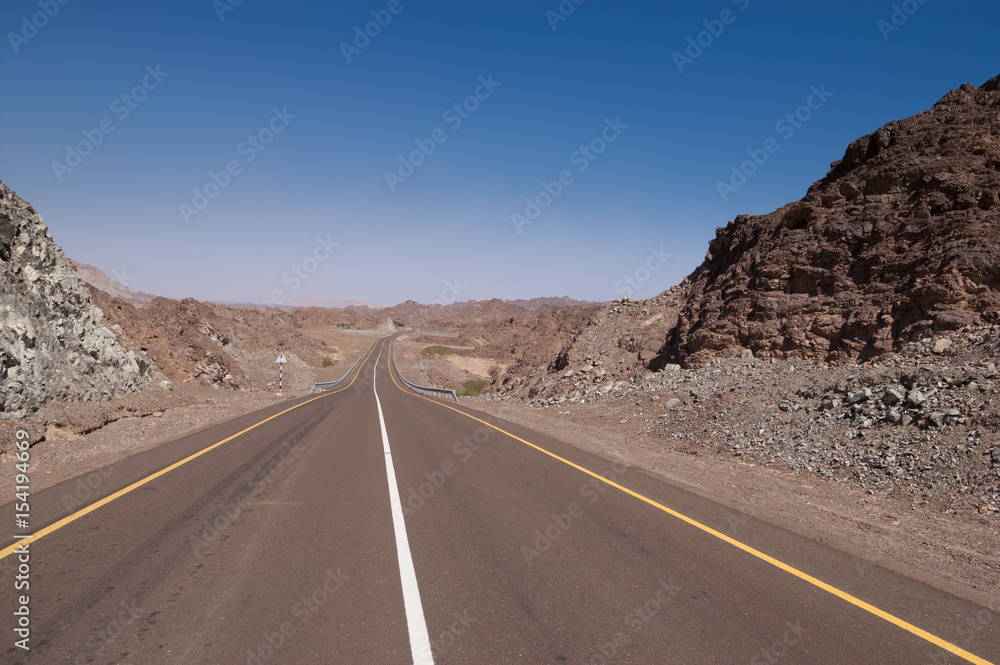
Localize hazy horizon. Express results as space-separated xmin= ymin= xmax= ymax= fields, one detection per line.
xmin=2 ymin=1 xmax=998 ymax=306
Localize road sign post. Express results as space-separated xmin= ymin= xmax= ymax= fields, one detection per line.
xmin=276 ymin=352 xmax=288 ymax=395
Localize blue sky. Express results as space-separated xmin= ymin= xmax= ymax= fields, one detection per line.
xmin=1 ymin=0 xmax=997 ymax=307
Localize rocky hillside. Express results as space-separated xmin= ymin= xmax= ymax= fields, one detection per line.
xmin=662 ymin=73 xmax=1000 ymax=367
xmin=490 ymin=287 xmax=687 ymax=397
xmin=451 ymin=303 xmax=600 ymax=374
xmin=0 ymin=180 xmax=153 ymax=418
xmin=487 ymin=74 xmax=1000 ymax=402
xmin=79 ymin=284 xmax=598 ymax=394
xmin=88 ymin=289 xmax=356 ymax=390
xmin=483 ymin=323 xmax=1000 ymax=517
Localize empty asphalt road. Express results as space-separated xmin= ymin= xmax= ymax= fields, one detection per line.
xmin=3 ymin=335 xmax=998 ymax=664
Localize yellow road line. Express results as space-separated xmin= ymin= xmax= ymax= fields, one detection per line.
xmin=0 ymin=338 xmax=385 ymax=561
xmin=384 ymin=340 xmax=995 ymax=665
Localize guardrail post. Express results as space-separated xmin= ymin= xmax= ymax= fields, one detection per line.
xmin=391 ymin=350 xmax=460 ymax=402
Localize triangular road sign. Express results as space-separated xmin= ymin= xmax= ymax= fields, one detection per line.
xmin=276 ymin=353 xmax=288 ymax=364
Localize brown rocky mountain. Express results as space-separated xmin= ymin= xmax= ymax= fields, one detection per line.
xmin=80 ymin=284 xmax=598 ymax=396
xmin=497 ymin=72 xmax=1000 ymax=399
xmin=87 ymin=290 xmax=355 ymax=390
xmin=380 ymin=298 xmax=531 ymax=325
xmin=71 ymin=260 xmax=158 ymax=306
xmin=0 ymin=180 xmax=153 ymax=417
xmin=660 ymin=73 xmax=1000 ymax=367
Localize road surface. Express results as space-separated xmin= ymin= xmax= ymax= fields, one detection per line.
xmin=2 ymin=335 xmax=997 ymax=664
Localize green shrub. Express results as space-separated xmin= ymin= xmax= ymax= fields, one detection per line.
xmin=458 ymin=379 xmax=488 ymax=397
xmin=321 ymin=356 xmax=337 ymax=367
xmin=421 ymin=345 xmax=454 ymax=357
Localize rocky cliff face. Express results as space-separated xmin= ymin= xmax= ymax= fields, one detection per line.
xmin=0 ymin=180 xmax=152 ymax=417
xmin=661 ymin=74 xmax=1000 ymax=367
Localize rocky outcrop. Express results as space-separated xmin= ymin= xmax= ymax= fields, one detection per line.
xmin=660 ymin=73 xmax=1000 ymax=367
xmin=376 ymin=317 xmax=398 ymax=333
xmin=0 ymin=180 xmax=153 ymax=418
xmin=87 ymin=291 xmax=245 ymax=390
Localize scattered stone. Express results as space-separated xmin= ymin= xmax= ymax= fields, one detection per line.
xmin=933 ymin=338 xmax=953 ymax=355
xmin=883 ymin=388 xmax=905 ymax=406
xmin=846 ymin=389 xmax=872 ymax=405
xmin=906 ymin=389 xmax=926 ymax=407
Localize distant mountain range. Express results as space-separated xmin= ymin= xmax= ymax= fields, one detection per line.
xmin=432 ymin=296 xmax=598 ymax=311
xmin=71 ymin=261 xmax=157 ymax=306
xmin=67 ymin=266 xmax=599 ymax=313
xmin=284 ymin=297 xmax=382 ymax=309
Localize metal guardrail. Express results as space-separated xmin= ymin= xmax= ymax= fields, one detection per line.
xmin=310 ymin=353 xmax=365 ymax=392
xmin=391 ymin=354 xmax=459 ymax=402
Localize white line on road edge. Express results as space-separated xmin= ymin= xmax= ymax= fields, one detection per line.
xmin=374 ymin=344 xmax=435 ymax=664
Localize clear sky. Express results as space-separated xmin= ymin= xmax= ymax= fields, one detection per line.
xmin=1 ymin=1 xmax=997 ymax=307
